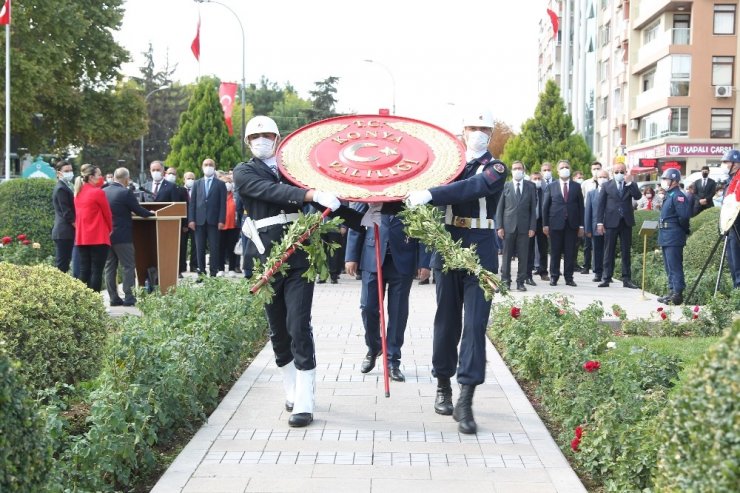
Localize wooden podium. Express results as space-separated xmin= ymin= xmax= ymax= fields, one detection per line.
xmin=132 ymin=202 xmax=187 ymax=295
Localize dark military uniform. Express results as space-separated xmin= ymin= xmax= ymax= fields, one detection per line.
xmin=658 ymin=187 xmax=691 ymax=296
xmin=724 ymin=172 xmax=740 ymax=287
xmin=428 ymin=152 xmax=507 ymax=385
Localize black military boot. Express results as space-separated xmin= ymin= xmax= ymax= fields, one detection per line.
xmin=657 ymin=291 xmax=673 ymax=304
xmin=434 ymin=376 xmax=453 ymax=415
xmin=669 ymin=291 xmax=683 ymax=305
xmin=452 ymin=384 xmax=477 ymax=434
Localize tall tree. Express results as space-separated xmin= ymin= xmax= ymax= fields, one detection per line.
xmin=0 ymin=0 xmax=143 ymax=152
xmin=245 ymin=76 xmax=284 ymax=116
xmin=304 ymin=76 xmax=340 ymax=121
xmin=501 ymin=80 xmax=593 ymax=173
xmin=272 ymin=91 xmax=312 ymax=136
xmin=166 ymin=78 xmax=241 ymax=175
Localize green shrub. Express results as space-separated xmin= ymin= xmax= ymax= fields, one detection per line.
xmin=0 ymin=349 xmax=52 ymax=491
xmin=685 ymin=213 xmax=723 ymax=272
xmin=689 ymin=205 xmax=720 ymax=233
xmin=631 ymin=209 xmax=661 ymax=257
xmin=652 ymin=321 xmax=740 ymax=492
xmin=0 ymin=179 xmax=56 ymax=260
xmin=0 ymin=263 xmax=109 ymax=391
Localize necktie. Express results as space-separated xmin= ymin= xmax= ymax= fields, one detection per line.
xmin=703 ymin=179 xmax=706 ymax=189
xmin=516 ymin=182 xmax=521 ymax=198
xmin=618 ymin=182 xmax=623 ymax=194
xmin=205 ymin=178 xmax=211 ymax=197
xmin=153 ymin=181 xmax=160 ymax=196
xmin=563 ymin=181 xmax=569 ymax=202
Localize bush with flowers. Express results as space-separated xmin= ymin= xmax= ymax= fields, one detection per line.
xmin=0 ymin=178 xmax=56 ymax=260
xmin=0 ymin=233 xmax=51 ymax=266
xmin=489 ymin=294 xmax=735 ymax=491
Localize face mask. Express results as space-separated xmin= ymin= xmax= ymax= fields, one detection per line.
xmin=597 ymin=177 xmax=608 ymax=186
xmin=512 ymin=169 xmax=524 ymax=181
xmin=93 ymin=176 xmax=104 ymax=188
xmin=185 ymin=179 xmax=194 ymax=189
xmin=645 ymin=194 xmax=653 ymax=199
xmin=465 ymin=131 xmax=490 ymax=154
xmin=250 ymin=137 xmax=276 ymax=160
xmin=661 ymin=180 xmax=671 ymax=190
xmin=574 ymin=178 xmax=583 ymax=184
xmin=62 ymin=171 xmax=74 ymax=182
xmin=165 ymin=174 xmax=177 ymax=184
xmin=106 ymin=178 xmax=113 ymax=184
xmin=542 ymin=171 xmax=552 ymax=181
xmin=591 ymin=168 xmax=600 ymax=176
xmin=225 ymin=182 xmax=233 ymax=192
xmin=558 ymin=168 xmax=571 ymax=179
xmin=532 ymin=180 xmax=542 ymax=188
xmin=614 ymin=172 xmax=625 ymax=183
xmin=702 ymin=172 xmax=709 ymax=178
xmin=202 ymin=166 xmax=215 ymax=177
xmin=151 ymin=171 xmax=163 ymax=182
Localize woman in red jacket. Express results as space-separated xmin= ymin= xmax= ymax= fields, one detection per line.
xmin=74 ymin=163 xmax=113 ymax=291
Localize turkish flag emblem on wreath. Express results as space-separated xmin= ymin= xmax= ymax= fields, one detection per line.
xmin=0 ymin=0 xmax=11 ymax=26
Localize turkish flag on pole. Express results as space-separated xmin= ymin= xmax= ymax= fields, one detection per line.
xmin=219 ymin=82 xmax=238 ymax=135
xmin=191 ymin=15 xmax=200 ymax=61
xmin=0 ymin=0 xmax=11 ymax=25
xmin=546 ymin=8 xmax=558 ymax=39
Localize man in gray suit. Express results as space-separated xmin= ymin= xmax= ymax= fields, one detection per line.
xmin=188 ymin=158 xmax=227 ymax=277
xmin=495 ymin=161 xmax=537 ymax=291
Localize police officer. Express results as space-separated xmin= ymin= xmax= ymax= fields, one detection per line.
xmin=721 ymin=148 xmax=740 ymax=287
xmin=656 ymin=169 xmax=691 ymax=305
xmin=406 ymin=109 xmax=507 ymax=434
xmin=233 ymin=116 xmax=361 ymax=427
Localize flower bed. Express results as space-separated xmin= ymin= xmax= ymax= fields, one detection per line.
xmin=489 ymin=295 xmax=738 ymax=491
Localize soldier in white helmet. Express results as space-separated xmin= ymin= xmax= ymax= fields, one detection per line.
xmin=232 ymin=116 xmax=361 ymax=427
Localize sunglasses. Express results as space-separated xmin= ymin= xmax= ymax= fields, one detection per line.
xmin=614 ymin=171 xmax=625 ymax=174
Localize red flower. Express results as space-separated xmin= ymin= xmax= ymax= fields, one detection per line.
xmin=1 ymin=236 xmax=11 ymax=245
xmin=570 ymin=437 xmax=581 ymax=452
xmin=16 ymin=234 xmax=26 ymax=241
xmin=575 ymin=426 xmax=583 ymax=439
xmin=510 ymin=306 xmax=521 ymax=319
xmin=559 ymin=308 xmax=566 ymax=315
xmin=656 ymin=307 xmax=664 ymax=312
xmin=660 ymin=312 xmax=667 ymax=320
xmin=692 ymin=305 xmax=700 ymax=313
xmin=583 ymin=360 xmax=601 ymax=372
xmin=21 ymin=239 xmax=30 ymax=245
xmin=692 ymin=314 xmax=699 ymax=320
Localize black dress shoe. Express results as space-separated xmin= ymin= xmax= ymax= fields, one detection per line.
xmin=668 ymin=292 xmax=683 ymax=305
xmin=540 ymin=273 xmax=550 ymax=281
xmin=592 ymin=276 xmax=602 ymax=282
xmin=288 ymin=413 xmax=313 ymax=427
xmin=516 ymin=282 xmax=527 ymax=292
xmin=389 ymin=367 xmax=405 ymax=382
xmin=317 ymin=279 xmax=327 ymax=284
xmin=360 ymin=351 xmax=381 ymax=373
xmin=566 ymin=280 xmax=577 ymax=287
xmin=505 ymin=281 xmax=512 ymax=290
xmin=525 ymin=277 xmax=537 ymax=286
xmin=122 ymin=298 xmax=137 ymax=307
xmin=580 ymin=268 xmax=590 ymax=275
xmin=549 ymin=279 xmax=558 ymax=286
xmin=598 ymin=280 xmax=611 ymax=287
xmin=330 ymin=278 xmax=338 ymax=284
xmin=418 ymin=278 xmax=430 ymax=285
xmin=622 ymin=280 xmax=639 ymax=289
xmin=109 ymin=299 xmax=124 ymax=307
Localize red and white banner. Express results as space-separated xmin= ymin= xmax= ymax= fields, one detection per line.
xmin=546 ymin=8 xmax=558 ymax=39
xmin=191 ymin=15 xmax=200 ymax=62
xmin=219 ymin=82 xmax=238 ymax=135
xmin=0 ymin=0 xmax=11 ymax=26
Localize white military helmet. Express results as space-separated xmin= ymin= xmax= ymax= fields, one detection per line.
xmin=462 ymin=110 xmax=494 ymax=128
xmin=245 ymin=115 xmax=280 ymax=140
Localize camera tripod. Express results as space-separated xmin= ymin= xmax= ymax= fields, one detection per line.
xmin=685 ymin=224 xmax=740 ymax=303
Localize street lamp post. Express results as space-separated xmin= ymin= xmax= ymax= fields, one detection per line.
xmin=363 ymin=59 xmax=396 ymax=115
xmin=195 ymin=0 xmax=247 ymax=157
xmin=140 ymin=85 xmax=170 ymax=185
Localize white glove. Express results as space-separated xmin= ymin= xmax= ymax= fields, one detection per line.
xmin=405 ymin=190 xmax=432 ymax=207
xmin=361 ymin=202 xmax=383 ymax=228
xmin=313 ymin=190 xmax=341 ymax=211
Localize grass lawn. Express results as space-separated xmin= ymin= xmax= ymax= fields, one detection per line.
xmin=616 ymin=335 xmax=720 ymax=376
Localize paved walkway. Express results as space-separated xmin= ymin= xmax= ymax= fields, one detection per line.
xmin=147 ymin=267 xmax=655 ymax=493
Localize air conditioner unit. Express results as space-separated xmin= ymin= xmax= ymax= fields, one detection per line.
xmin=630 ymin=119 xmax=640 ymax=131
xmin=715 ymin=85 xmax=733 ymax=98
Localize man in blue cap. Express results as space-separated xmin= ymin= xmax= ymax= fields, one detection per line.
xmin=656 ymin=168 xmax=691 ymax=305
xmin=720 ymin=148 xmax=740 ymax=287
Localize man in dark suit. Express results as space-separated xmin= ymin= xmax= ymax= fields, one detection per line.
xmin=182 ymin=171 xmax=198 ymax=272
xmin=142 ymin=160 xmax=178 ymax=202
xmin=596 ymin=163 xmax=642 ymax=288
xmin=526 ymin=171 xmax=547 ymax=284
xmin=345 ymin=202 xmax=426 ymax=382
xmin=585 ymin=169 xmax=608 ymax=283
xmin=52 ymin=160 xmax=76 ymax=273
xmin=495 ymin=161 xmax=536 ymax=291
xmin=693 ymin=165 xmax=717 ymax=215
xmin=188 ymin=158 xmax=227 ymax=277
xmin=542 ymin=160 xmax=584 ymax=286
xmin=103 ymin=168 xmax=155 ymax=306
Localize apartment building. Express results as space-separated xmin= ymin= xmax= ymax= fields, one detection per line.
xmin=539 ymin=0 xmax=739 ymax=177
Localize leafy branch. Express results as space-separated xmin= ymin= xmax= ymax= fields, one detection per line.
xmin=399 ymin=205 xmax=505 ymax=300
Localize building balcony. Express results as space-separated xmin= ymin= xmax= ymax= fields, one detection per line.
xmin=633 ymin=0 xmax=693 ymax=29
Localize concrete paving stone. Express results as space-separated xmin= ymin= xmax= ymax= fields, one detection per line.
xmin=262 ymin=439 xmax=374 ymax=454
xmin=546 ymin=467 xmax=589 ymax=493
xmin=245 ymin=477 xmax=371 ymax=492
xmin=493 ymin=483 xmax=557 ymax=493
xmin=210 ymin=440 xmax=268 ymax=453
xmin=182 ymin=477 xmax=249 ymax=493
xmin=372 ymin=478 xmax=496 ymax=493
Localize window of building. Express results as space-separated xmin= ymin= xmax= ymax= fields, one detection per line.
xmin=712 ymin=56 xmax=734 ymax=85
xmin=711 ymin=108 xmax=733 ymax=138
xmin=600 ymin=96 xmax=609 ymax=120
xmin=673 ymin=14 xmax=691 ymax=43
xmin=669 ymin=107 xmax=689 ymax=135
xmin=671 ymin=55 xmax=691 ymax=96
xmin=642 ymin=69 xmax=656 ymax=92
xmin=644 ymin=20 xmax=660 ymax=45
xmin=600 ymin=22 xmax=611 ymax=47
xmin=714 ymin=4 xmax=736 ymax=35
xmin=599 ymin=59 xmax=609 ymax=81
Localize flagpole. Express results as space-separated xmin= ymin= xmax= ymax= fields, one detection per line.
xmin=4 ymin=22 xmax=9 ymax=181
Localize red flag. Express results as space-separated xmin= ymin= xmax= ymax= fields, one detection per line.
xmin=191 ymin=15 xmax=200 ymax=61
xmin=0 ymin=0 xmax=11 ymax=26
xmin=547 ymin=8 xmax=558 ymax=39
xmin=219 ymin=82 xmax=238 ymax=135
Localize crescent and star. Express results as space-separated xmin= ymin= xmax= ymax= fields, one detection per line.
xmin=340 ymin=143 xmax=398 ymax=163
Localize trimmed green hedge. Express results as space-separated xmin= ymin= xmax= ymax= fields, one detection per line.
xmin=0 ymin=349 xmax=52 ymax=491
xmin=0 ymin=263 xmax=109 ymax=390
xmin=631 ymin=209 xmax=660 ymax=257
xmin=653 ymin=320 xmax=740 ymax=492
xmin=0 ymin=179 xmax=56 ymax=260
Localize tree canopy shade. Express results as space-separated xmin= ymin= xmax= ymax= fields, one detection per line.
xmin=501 ymin=80 xmax=593 ymax=172
xmin=0 ymin=0 xmax=147 ymax=152
xmin=166 ymin=78 xmax=241 ymax=175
